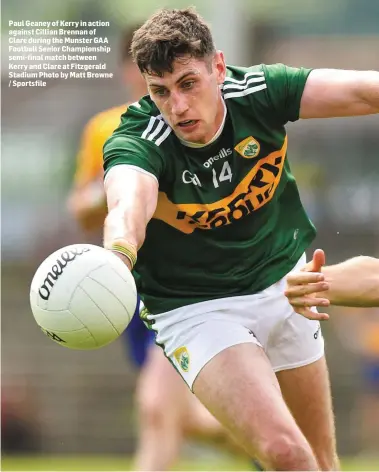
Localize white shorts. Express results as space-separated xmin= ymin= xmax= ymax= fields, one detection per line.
xmin=148 ymin=254 xmax=324 ymax=389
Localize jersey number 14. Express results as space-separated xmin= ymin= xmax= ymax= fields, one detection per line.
xmin=212 ymin=161 xmax=233 ymax=188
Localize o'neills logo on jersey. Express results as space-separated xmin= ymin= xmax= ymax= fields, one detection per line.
xmin=235 ymin=136 xmax=260 ymax=159
xmin=153 ymin=137 xmax=287 ymax=234
xmin=203 ymin=148 xmax=232 ymax=168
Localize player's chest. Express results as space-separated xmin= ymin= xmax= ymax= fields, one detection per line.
xmin=154 ymin=124 xmax=287 ymax=233
xmin=164 ymin=126 xmax=287 ymax=204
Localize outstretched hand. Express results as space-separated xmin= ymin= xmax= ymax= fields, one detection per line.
xmin=285 ymin=249 xmax=330 ymax=321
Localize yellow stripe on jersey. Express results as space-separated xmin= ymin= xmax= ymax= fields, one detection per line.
xmin=153 ymin=137 xmax=287 ymax=234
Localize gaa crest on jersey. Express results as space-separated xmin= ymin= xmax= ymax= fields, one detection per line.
xmin=173 ymin=346 xmax=190 ymax=372
xmin=235 ymin=136 xmax=260 ymax=159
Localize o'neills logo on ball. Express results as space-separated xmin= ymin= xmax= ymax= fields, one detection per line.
xmin=38 ymin=247 xmax=90 ymax=301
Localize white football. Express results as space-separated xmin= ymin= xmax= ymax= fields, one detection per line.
xmin=30 ymin=244 xmax=137 ymax=349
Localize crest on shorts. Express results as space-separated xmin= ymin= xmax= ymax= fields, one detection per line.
xmin=235 ymin=136 xmax=260 ymax=159
xmin=173 ymin=346 xmax=190 ymax=372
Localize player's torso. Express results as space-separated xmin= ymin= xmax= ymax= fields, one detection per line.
xmin=137 ymin=99 xmax=314 ymax=312
xmin=107 ymin=65 xmax=316 ymax=312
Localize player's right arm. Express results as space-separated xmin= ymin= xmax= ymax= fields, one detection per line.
xmin=102 ymin=103 xmax=166 ymax=270
xmin=104 ymin=165 xmax=158 ymax=269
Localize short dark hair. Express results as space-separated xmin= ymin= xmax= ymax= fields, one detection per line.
xmin=131 ymin=7 xmax=216 ymax=76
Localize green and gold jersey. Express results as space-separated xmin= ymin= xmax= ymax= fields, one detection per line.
xmin=104 ymin=63 xmax=316 ymax=314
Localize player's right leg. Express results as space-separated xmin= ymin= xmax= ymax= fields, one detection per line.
xmin=132 ymin=302 xmax=258 ymax=470
xmin=152 ymin=303 xmax=319 ymax=471
xmin=133 ymin=341 xmax=247 ymax=470
xmin=193 ymin=342 xmax=318 ymax=471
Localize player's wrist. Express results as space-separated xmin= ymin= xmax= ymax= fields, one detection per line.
xmin=107 ymin=239 xmax=137 ymax=270
xmin=112 ymin=250 xmax=133 ymax=270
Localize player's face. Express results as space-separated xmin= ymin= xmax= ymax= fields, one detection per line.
xmin=145 ymin=52 xmax=226 ymax=144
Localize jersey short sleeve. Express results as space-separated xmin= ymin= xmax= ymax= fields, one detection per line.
xmin=103 ymin=101 xmax=167 ymax=181
xmin=262 ymin=63 xmax=312 ymax=124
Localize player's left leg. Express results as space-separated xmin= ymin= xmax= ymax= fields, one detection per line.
xmin=276 ymin=356 xmax=339 ymax=471
xmin=259 ymin=254 xmax=338 ymax=470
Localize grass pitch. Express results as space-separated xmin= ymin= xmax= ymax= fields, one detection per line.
xmin=2 ymin=454 xmax=379 ymax=471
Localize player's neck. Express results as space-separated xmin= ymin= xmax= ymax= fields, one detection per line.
xmin=179 ymin=97 xmax=227 ymax=149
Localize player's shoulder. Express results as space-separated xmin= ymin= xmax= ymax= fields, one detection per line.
xmin=225 ymin=62 xmax=301 ymax=83
xmin=223 ymin=63 xmax=310 ymax=117
xmin=223 ymin=63 xmax=290 ymax=100
xmin=225 ymin=64 xmax=265 ymax=81
xmin=111 ymin=95 xmax=173 ymax=149
xmin=223 ymin=64 xmax=270 ymax=104
xmin=103 ymin=97 xmax=169 ymax=181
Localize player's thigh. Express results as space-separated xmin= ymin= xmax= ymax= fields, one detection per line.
xmin=183 ymin=388 xmax=223 ymax=437
xmin=138 ymin=345 xmax=224 ymax=437
xmin=276 ymin=356 xmax=338 ymax=468
xmin=193 ymin=342 xmax=310 ymax=460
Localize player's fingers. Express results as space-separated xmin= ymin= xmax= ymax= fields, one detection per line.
xmin=287 ymin=271 xmax=324 ymax=285
xmin=295 ymin=306 xmax=330 ymax=321
xmin=311 ymin=248 xmax=326 ymax=272
xmin=289 ymin=296 xmax=330 ymax=308
xmin=285 ymin=282 xmax=329 ymax=297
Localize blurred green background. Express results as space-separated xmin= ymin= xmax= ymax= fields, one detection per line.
xmin=2 ymin=0 xmax=379 ymax=470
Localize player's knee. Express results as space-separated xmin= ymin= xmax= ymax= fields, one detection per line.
xmin=136 ymin=391 xmax=164 ymax=427
xmin=259 ymin=433 xmax=316 ymax=470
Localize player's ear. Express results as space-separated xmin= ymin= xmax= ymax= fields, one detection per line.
xmin=213 ymin=50 xmax=226 ymax=85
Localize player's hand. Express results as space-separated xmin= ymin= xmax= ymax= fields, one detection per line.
xmin=285 ymin=249 xmax=330 ymax=321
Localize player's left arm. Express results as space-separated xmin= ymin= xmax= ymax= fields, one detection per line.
xmin=299 ymin=69 xmax=379 ymax=119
